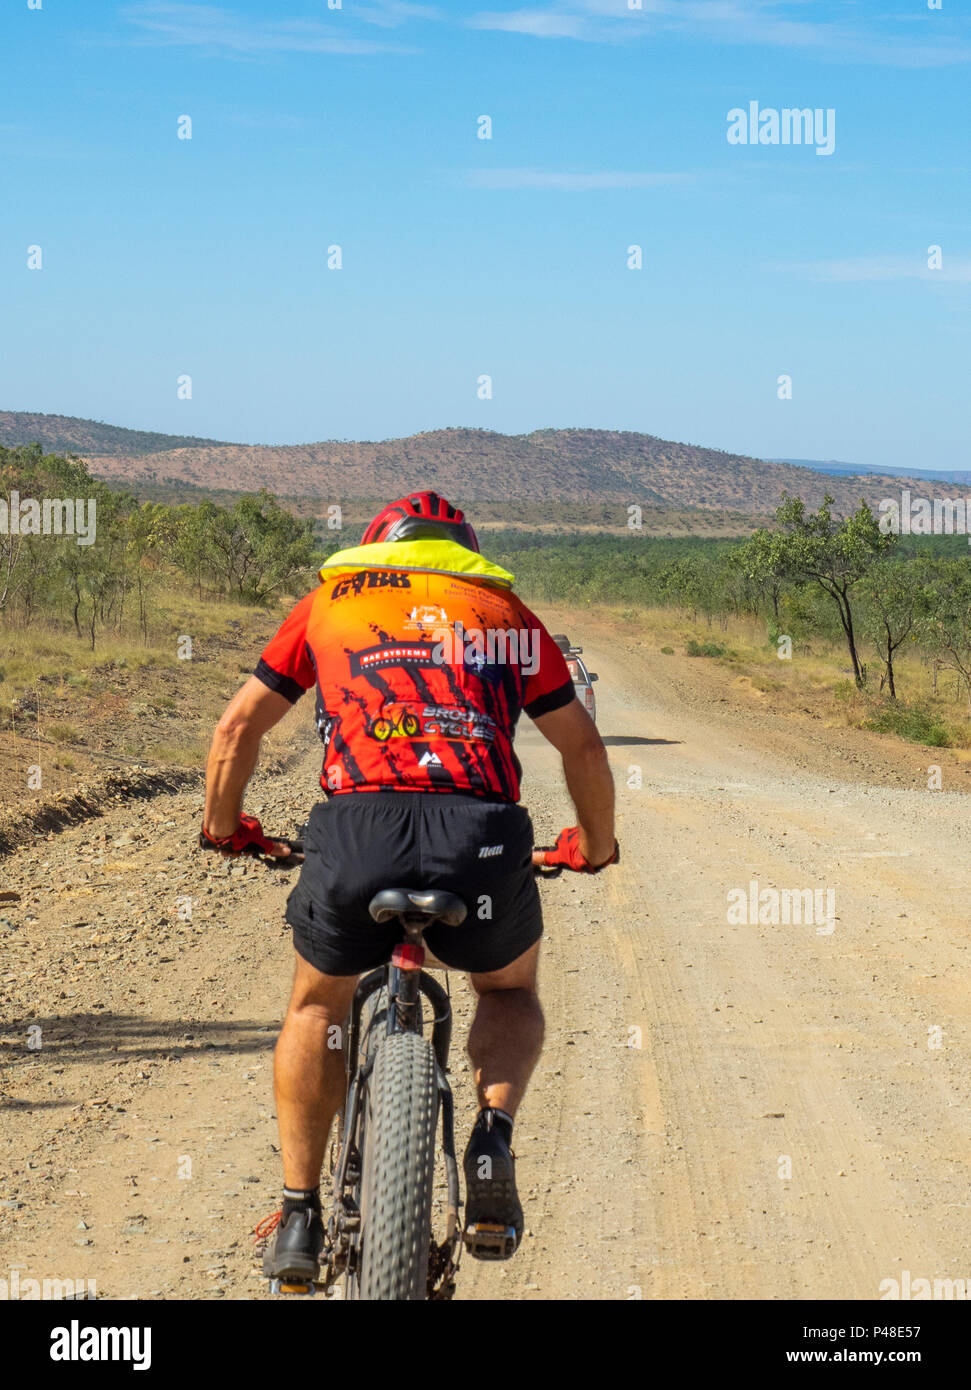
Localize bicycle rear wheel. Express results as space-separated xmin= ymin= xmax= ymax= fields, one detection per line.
xmin=355 ymin=1029 xmax=439 ymax=1300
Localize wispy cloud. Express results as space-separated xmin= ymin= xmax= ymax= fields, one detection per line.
xmin=117 ymin=1 xmax=971 ymax=66
xmin=119 ymin=3 xmax=417 ymax=55
xmin=786 ymin=255 xmax=971 ymax=284
xmin=470 ymin=1 xmax=971 ymax=67
xmin=470 ymin=7 xmax=593 ymax=39
xmin=352 ymin=0 xmax=443 ymax=27
xmin=463 ymin=167 xmax=692 ymax=189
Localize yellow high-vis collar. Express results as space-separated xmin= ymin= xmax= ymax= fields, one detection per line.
xmin=319 ymin=538 xmax=514 ymax=589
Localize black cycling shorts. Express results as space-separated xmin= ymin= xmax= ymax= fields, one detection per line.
xmin=285 ymin=792 xmax=543 ymax=977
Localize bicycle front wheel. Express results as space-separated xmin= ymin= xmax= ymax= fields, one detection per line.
xmin=356 ymin=1029 xmax=439 ymax=1300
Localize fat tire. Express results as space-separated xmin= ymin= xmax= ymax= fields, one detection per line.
xmin=356 ymin=1030 xmax=439 ymax=1300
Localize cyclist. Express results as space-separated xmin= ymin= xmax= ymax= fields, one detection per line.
xmin=200 ymin=490 xmax=617 ymax=1282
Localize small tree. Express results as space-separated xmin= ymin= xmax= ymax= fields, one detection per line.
xmin=859 ymin=555 xmax=933 ymax=700
xmin=732 ymin=527 xmax=787 ymax=622
xmin=125 ymin=502 xmax=172 ymax=638
xmin=769 ymin=494 xmax=893 ymax=687
xmin=923 ymin=558 xmax=971 ymax=713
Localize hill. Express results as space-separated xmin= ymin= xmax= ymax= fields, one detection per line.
xmin=82 ymin=426 xmax=953 ymax=518
xmin=0 ymin=412 xmax=958 ymax=519
xmin=0 ymin=411 xmax=233 ymax=457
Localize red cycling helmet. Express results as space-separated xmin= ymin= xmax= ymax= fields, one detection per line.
xmin=361 ymin=490 xmax=480 ymax=552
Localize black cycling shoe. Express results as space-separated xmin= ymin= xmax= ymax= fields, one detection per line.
xmin=462 ymin=1110 xmax=523 ymax=1261
xmin=262 ymin=1207 xmax=325 ymax=1284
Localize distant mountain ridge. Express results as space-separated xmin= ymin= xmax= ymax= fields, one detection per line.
xmin=0 ymin=411 xmax=233 ymax=457
xmin=773 ymin=458 xmax=971 ymax=487
xmin=1 ymin=411 xmax=961 ymax=518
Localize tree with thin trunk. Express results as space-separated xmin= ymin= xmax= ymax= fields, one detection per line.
xmin=859 ymin=554 xmax=933 ymax=701
xmin=732 ymin=527 xmax=787 ymax=622
xmin=923 ymin=558 xmax=971 ymax=714
xmin=768 ymin=494 xmax=893 ymax=688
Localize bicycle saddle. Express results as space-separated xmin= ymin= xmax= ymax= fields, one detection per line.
xmin=368 ymin=889 xmax=467 ymax=926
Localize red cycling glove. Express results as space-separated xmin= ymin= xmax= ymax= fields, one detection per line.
xmin=540 ymin=826 xmax=619 ymax=873
xmin=199 ymin=813 xmax=289 ymax=859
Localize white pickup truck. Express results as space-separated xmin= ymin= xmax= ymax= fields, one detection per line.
xmin=552 ymin=634 xmax=598 ymax=723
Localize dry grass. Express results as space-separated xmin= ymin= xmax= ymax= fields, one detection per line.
xmin=587 ymin=604 xmax=971 ymax=749
xmin=0 ymin=588 xmax=281 ymax=705
xmin=0 ymin=588 xmax=291 ymax=809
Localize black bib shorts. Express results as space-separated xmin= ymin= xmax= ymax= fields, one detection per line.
xmin=284 ymin=791 xmax=543 ymax=977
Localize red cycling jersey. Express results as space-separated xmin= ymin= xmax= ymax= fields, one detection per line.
xmin=254 ymin=539 xmax=574 ymax=802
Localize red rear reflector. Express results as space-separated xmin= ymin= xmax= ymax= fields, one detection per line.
xmin=392 ymin=942 xmax=425 ymax=970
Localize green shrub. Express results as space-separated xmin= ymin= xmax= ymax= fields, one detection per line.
xmin=660 ymin=646 xmax=674 ymax=655
xmin=47 ymin=723 xmax=81 ymax=744
xmin=863 ymin=703 xmax=951 ymax=747
xmin=687 ymin=639 xmax=728 ymax=658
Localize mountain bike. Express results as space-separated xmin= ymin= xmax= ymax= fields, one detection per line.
xmin=269 ymin=886 xmax=513 ymax=1301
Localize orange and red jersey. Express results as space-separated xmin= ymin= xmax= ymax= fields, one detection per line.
xmin=254 ymin=538 xmax=574 ymax=803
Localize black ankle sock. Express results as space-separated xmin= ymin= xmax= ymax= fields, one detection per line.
xmin=281 ymin=1186 xmax=321 ymax=1221
xmin=476 ymin=1107 xmax=514 ymax=1147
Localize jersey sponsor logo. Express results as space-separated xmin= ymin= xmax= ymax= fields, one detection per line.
xmin=365 ymin=701 xmax=497 ymax=744
xmin=420 ymin=703 xmax=496 ymax=742
xmin=349 ymin=640 xmax=441 ymax=677
xmin=405 ymin=604 xmax=449 ymax=629
xmin=478 ymin=844 xmax=504 ymax=857
xmin=367 ymin=704 xmax=422 ymax=741
xmin=410 ymin=742 xmax=454 ymax=782
xmin=330 ymin=570 xmax=412 ymax=601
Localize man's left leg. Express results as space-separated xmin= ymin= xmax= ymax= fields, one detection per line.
xmin=264 ymin=952 xmax=358 ymax=1281
xmin=466 ymin=941 xmax=544 ymax=1117
xmin=462 ymin=941 xmax=544 ymax=1259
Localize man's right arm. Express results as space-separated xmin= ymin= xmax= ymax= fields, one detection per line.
xmin=531 ymin=697 xmax=616 ymax=867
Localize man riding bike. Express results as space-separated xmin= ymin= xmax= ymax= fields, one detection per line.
xmin=199 ymin=490 xmax=617 ymax=1283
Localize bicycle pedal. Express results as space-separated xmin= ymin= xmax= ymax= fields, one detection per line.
xmin=463 ymin=1222 xmax=517 ymax=1260
xmin=269 ymin=1278 xmax=316 ymax=1296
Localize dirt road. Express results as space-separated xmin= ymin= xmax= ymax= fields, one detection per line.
xmin=2 ymin=613 xmax=970 ymax=1300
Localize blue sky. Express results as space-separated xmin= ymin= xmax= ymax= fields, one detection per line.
xmin=1 ymin=0 xmax=968 ymax=470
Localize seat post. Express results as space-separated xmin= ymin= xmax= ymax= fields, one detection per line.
xmin=390 ymin=919 xmax=427 ymax=1032
xmin=401 ymin=917 xmax=428 ymax=945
